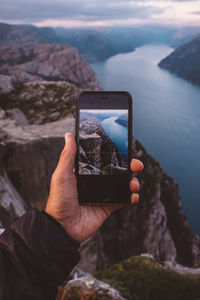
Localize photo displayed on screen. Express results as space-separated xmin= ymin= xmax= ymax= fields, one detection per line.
xmin=79 ymin=109 xmax=128 ymax=175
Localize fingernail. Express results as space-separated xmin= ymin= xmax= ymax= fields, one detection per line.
xmin=65 ymin=132 xmax=72 ymax=143
xmin=134 ymin=177 xmax=139 ymax=183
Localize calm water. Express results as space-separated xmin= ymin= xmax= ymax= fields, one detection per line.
xmin=91 ymin=44 xmax=200 ymax=235
xmin=101 ymin=116 xmax=128 ymax=161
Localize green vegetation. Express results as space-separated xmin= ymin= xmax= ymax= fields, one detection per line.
xmin=95 ymin=256 xmax=200 ymax=300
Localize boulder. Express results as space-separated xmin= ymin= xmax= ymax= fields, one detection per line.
xmin=65 ymin=267 xmax=126 ymax=300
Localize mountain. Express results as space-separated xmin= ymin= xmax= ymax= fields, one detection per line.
xmin=115 ymin=113 xmax=128 ymax=128
xmin=0 ymin=43 xmax=101 ymax=89
xmin=170 ymin=27 xmax=200 ymax=48
xmin=0 ymin=22 xmax=45 ymax=46
xmin=0 ymin=23 xmax=183 ymax=64
xmin=159 ymin=34 xmax=200 ymax=86
xmin=54 ymin=26 xmax=177 ymax=62
xmin=54 ymin=28 xmax=122 ymax=63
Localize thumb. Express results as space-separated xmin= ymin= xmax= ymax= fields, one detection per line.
xmin=55 ymin=132 xmax=77 ymax=177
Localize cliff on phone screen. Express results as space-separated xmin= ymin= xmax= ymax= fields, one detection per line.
xmin=79 ymin=109 xmax=128 ymax=175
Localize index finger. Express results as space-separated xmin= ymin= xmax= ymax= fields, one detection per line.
xmin=130 ymin=159 xmax=144 ymax=173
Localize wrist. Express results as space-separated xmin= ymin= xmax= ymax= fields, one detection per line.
xmin=44 ymin=208 xmax=82 ymax=244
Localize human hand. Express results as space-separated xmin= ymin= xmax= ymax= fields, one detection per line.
xmin=45 ymin=133 xmax=144 ymax=243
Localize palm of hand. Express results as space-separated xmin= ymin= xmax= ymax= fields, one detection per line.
xmin=45 ymin=133 xmax=143 ymax=244
xmin=48 ymin=173 xmax=121 ymax=243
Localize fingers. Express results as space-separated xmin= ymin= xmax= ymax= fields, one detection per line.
xmin=129 ymin=159 xmax=143 ymax=205
xmin=55 ymin=132 xmax=77 ymax=177
xmin=130 ymin=159 xmax=144 ymax=173
xmin=131 ymin=193 xmax=139 ymax=204
xmin=130 ymin=177 xmax=140 ymax=192
xmin=130 ymin=177 xmax=140 ymax=205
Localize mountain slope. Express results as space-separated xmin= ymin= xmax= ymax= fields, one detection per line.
xmin=0 ymin=43 xmax=102 ymax=89
xmin=0 ymin=22 xmax=45 ymax=46
xmin=159 ymin=34 xmax=200 ymax=85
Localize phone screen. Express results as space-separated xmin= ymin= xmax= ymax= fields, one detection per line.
xmin=79 ymin=108 xmax=128 ymax=176
xmin=76 ymin=92 xmax=132 ymax=204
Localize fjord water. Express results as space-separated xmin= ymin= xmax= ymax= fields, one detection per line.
xmin=91 ymin=44 xmax=200 ymax=235
xmin=101 ymin=116 xmax=128 ymax=161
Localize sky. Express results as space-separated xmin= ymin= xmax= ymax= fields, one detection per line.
xmin=0 ymin=0 xmax=200 ymax=28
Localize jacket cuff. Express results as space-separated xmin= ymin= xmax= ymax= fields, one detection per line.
xmin=10 ymin=208 xmax=80 ymax=285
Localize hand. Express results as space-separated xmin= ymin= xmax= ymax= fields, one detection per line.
xmin=45 ymin=133 xmax=144 ymax=243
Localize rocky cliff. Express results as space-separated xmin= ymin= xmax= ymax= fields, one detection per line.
xmin=0 ymin=23 xmax=45 ymax=46
xmin=79 ymin=113 xmax=127 ymax=175
xmin=0 ymin=78 xmax=80 ymax=124
xmin=0 ymin=79 xmax=199 ymax=269
xmin=159 ymin=34 xmax=200 ymax=86
xmin=78 ymin=138 xmax=200 ymax=271
xmin=0 ymin=43 xmax=101 ymax=90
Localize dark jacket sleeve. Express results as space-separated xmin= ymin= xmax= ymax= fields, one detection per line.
xmin=0 ymin=209 xmax=80 ymax=300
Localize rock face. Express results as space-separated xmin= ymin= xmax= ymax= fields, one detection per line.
xmin=0 ymin=97 xmax=199 ymax=268
xmin=0 ymin=107 xmax=75 ymax=210
xmin=0 ymin=172 xmax=25 ymax=227
xmin=54 ymin=28 xmax=119 ymax=63
xmin=0 ymin=23 xmax=45 ymax=46
xmin=159 ymin=34 xmax=200 ymax=86
xmin=0 ymin=43 xmax=102 ymax=90
xmin=61 ymin=267 xmax=126 ymax=300
xmin=78 ymin=139 xmax=200 ymax=271
xmin=0 ymin=79 xmax=81 ymax=124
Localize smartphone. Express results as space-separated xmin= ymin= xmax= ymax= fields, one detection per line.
xmin=75 ymin=91 xmax=132 ymax=204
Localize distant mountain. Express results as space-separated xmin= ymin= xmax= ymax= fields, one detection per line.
xmin=21 ymin=24 xmax=60 ymax=43
xmin=0 ymin=22 xmax=180 ymax=63
xmin=103 ymin=26 xmax=177 ymax=48
xmin=159 ymin=34 xmax=200 ymax=86
xmin=115 ymin=113 xmax=128 ymax=128
xmin=0 ymin=23 xmax=45 ymax=46
xmin=169 ymin=27 xmax=200 ymax=48
xmin=54 ymin=28 xmax=122 ymax=63
xmin=55 ymin=25 xmax=177 ymax=62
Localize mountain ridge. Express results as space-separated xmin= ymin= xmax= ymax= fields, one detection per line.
xmin=159 ymin=34 xmax=200 ymax=85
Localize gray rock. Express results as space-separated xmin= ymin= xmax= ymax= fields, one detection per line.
xmin=163 ymin=260 xmax=200 ymax=278
xmin=34 ymin=100 xmax=43 ymax=108
xmin=67 ymin=267 xmax=126 ymax=300
xmin=0 ymin=114 xmax=75 ymax=214
xmin=79 ymin=114 xmax=127 ymax=171
xmin=6 ymin=108 xmax=28 ymax=126
xmin=79 ymin=132 xmax=102 ymax=169
xmin=0 ymin=43 xmax=102 ymax=90
xmin=0 ymin=80 xmax=81 ymax=124
xmin=49 ymin=112 xmax=60 ymax=122
xmin=0 ymin=75 xmax=15 ymax=94
xmin=79 ymin=162 xmax=101 ymax=175
xmin=0 ymin=228 xmax=5 ymax=235
xmin=0 ymin=172 xmax=26 ymax=227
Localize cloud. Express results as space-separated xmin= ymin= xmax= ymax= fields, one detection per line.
xmin=0 ymin=0 xmax=165 ymax=23
xmin=0 ymin=0 xmax=199 ymax=26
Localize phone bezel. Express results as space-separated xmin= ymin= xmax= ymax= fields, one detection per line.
xmin=75 ymin=91 xmax=133 ymax=204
